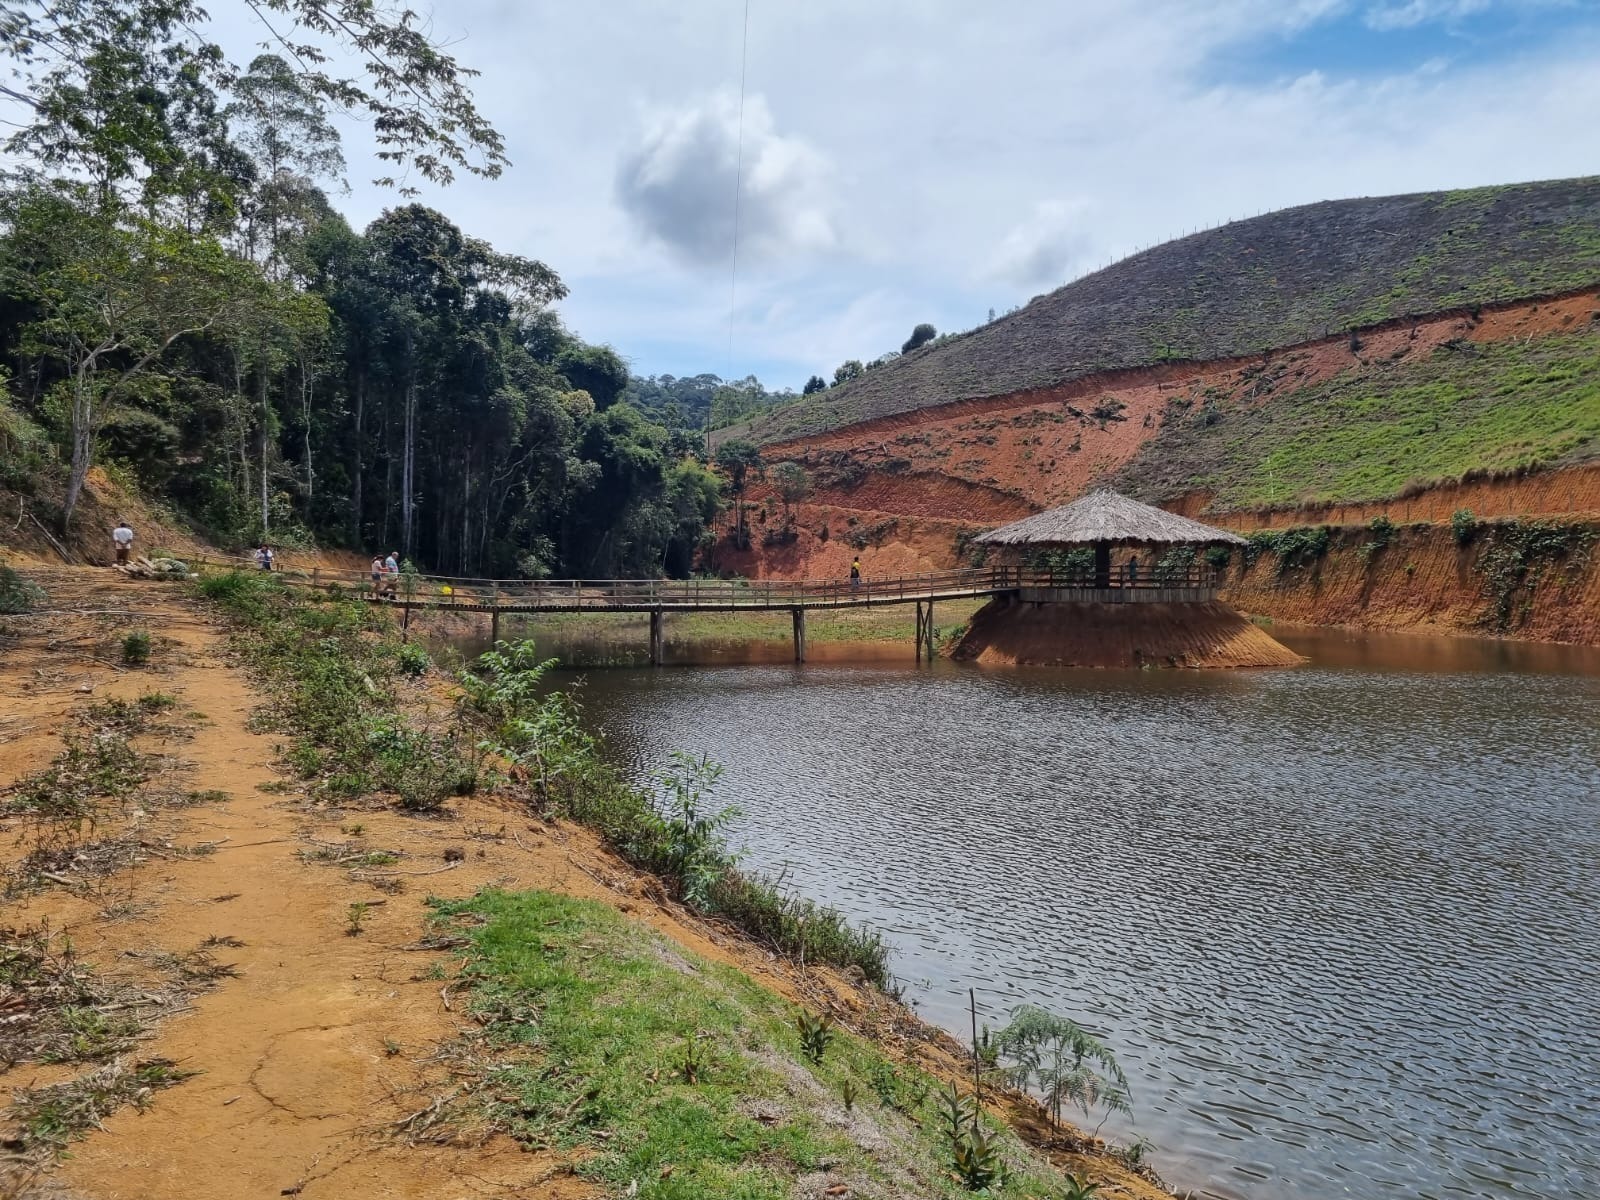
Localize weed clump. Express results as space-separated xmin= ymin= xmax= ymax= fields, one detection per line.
xmin=1472 ymin=519 xmax=1596 ymax=630
xmin=0 ymin=564 xmax=45 ymax=613
xmin=9 ymin=1058 xmax=193 ymax=1158
xmin=120 ymin=630 xmax=152 ymax=665
xmin=197 ymin=571 xmax=473 ymax=811
xmin=1243 ymin=525 xmax=1332 ymax=577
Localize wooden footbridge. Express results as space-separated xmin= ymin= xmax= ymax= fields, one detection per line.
xmin=195 ymin=559 xmax=1221 ymax=663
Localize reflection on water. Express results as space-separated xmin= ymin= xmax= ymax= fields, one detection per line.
xmin=555 ymin=634 xmax=1600 ymax=1200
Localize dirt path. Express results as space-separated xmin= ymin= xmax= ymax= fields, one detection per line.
xmin=1 ymin=567 xmax=1171 ymax=1200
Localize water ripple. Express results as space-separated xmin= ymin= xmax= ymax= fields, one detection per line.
xmin=568 ymin=641 xmax=1600 ymax=1200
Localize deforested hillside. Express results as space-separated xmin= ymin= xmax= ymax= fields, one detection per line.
xmin=738 ymin=176 xmax=1600 ymax=445
xmin=1113 ymin=315 xmax=1600 ymax=510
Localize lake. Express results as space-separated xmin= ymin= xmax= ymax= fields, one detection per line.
xmin=545 ymin=627 xmax=1600 ymax=1200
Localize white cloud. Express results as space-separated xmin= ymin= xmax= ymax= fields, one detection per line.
xmin=1364 ymin=0 xmax=1492 ymax=30
xmin=192 ymin=1 xmax=1600 ymax=384
xmin=991 ymin=201 xmax=1097 ymax=289
xmin=615 ymin=91 xmax=834 ymax=267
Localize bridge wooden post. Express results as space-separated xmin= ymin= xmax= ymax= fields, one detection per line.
xmin=490 ymin=608 xmax=500 ymax=646
xmin=791 ymin=607 xmax=806 ymax=663
xmin=649 ymin=609 xmax=664 ymax=666
xmin=915 ymin=600 xmax=935 ymax=662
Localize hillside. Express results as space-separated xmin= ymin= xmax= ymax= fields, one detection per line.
xmin=735 ymin=176 xmax=1600 ymax=445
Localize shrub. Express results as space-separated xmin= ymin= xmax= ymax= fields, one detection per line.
xmin=395 ymin=642 xmax=430 ymax=676
xmin=1359 ymin=514 xmax=1397 ymax=562
xmin=1153 ymin=545 xmax=1197 ymax=585
xmin=1244 ymin=525 xmax=1331 ymax=576
xmin=120 ymin=631 xmax=152 ymax=666
xmin=1451 ymin=508 xmax=1478 ymax=546
xmin=0 ymin=565 xmax=45 ymax=614
xmin=1204 ymin=545 xmax=1233 ymax=572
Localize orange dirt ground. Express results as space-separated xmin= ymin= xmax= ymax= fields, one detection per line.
xmin=947 ymin=599 xmax=1305 ymax=669
xmin=0 ymin=566 xmax=1169 ymax=1200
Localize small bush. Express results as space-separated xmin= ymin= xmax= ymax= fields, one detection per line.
xmin=395 ymin=642 xmax=430 ymax=676
xmin=120 ymin=631 xmax=152 ymax=666
xmin=0 ymin=564 xmax=46 ymax=614
xmin=1451 ymin=508 xmax=1478 ymax=546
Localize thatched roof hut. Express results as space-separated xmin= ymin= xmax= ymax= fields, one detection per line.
xmin=974 ymin=489 xmax=1246 ymax=548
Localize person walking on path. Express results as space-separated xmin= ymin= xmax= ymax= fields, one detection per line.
xmin=370 ymin=555 xmax=384 ymax=597
xmin=850 ymin=555 xmax=862 ymax=593
xmin=255 ymin=544 xmax=273 ymax=571
xmin=383 ymin=551 xmax=400 ymax=597
xmin=112 ymin=520 xmax=134 ymax=566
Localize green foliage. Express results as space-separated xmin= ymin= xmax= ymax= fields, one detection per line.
xmin=457 ymin=639 xmax=890 ymax=985
xmin=1244 ymin=525 xmax=1332 ymax=577
xmin=951 ymin=1124 xmax=1007 ymax=1191
xmin=1026 ymin=547 xmax=1096 ymax=581
xmin=833 ymin=359 xmax=865 ymax=385
xmin=902 ymin=323 xmax=938 ymax=354
xmin=1204 ymin=544 xmax=1233 ymax=572
xmin=1451 ymin=508 xmax=1478 ymax=546
xmin=768 ymin=461 xmax=810 ymax=510
xmin=1062 ymin=1175 xmax=1102 ymax=1200
xmin=119 ymin=630 xmax=152 ymax=665
xmin=795 ymin=1009 xmax=835 ymax=1065
xmin=1359 ymin=514 xmax=1397 ymax=562
xmin=714 ymin=439 xmax=763 ymax=495
xmin=0 ymin=565 xmax=46 ymax=614
xmin=433 ymin=889 xmax=1069 ymax=1200
xmin=198 ymin=570 xmax=473 ymax=810
xmin=1152 ymin=545 xmax=1197 ymax=584
xmin=395 ymin=641 xmax=431 ymax=676
xmin=994 ymin=1005 xmax=1131 ymax=1134
xmin=1471 ymin=519 xmax=1596 ymax=631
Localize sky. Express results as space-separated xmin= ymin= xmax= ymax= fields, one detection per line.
xmin=216 ymin=0 xmax=1600 ymax=390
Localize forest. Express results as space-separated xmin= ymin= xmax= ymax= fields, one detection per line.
xmin=0 ymin=0 xmax=740 ymax=579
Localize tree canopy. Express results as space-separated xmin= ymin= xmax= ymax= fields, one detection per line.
xmin=0 ymin=4 xmax=731 ymax=579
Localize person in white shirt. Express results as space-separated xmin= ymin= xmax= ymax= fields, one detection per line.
xmin=112 ymin=520 xmax=134 ymax=566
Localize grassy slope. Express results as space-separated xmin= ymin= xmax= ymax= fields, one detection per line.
xmin=1117 ymin=326 xmax=1600 ymax=508
xmin=735 ymin=177 xmax=1600 ymax=445
xmin=439 ymin=888 xmax=1081 ymax=1200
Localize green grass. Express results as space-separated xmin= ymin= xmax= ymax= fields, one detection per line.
xmin=1121 ymin=328 xmax=1600 ymax=508
xmin=435 ymin=888 xmax=1074 ymax=1200
xmin=505 ymin=598 xmax=987 ymax=653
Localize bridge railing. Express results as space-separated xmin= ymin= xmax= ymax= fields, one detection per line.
xmin=186 ymin=557 xmax=1219 ymax=609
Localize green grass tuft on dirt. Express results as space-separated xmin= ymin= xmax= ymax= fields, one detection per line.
xmin=432 ymin=888 xmax=1076 ymax=1200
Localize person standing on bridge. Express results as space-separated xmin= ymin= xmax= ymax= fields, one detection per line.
xmin=850 ymin=556 xmax=862 ymax=592
xmin=370 ymin=555 xmax=384 ymax=597
xmin=383 ymin=551 xmax=400 ymax=598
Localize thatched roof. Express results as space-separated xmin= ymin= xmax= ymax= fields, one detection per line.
xmin=974 ymin=490 xmax=1247 ymax=547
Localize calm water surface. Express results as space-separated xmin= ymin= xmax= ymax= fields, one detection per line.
xmin=551 ymin=629 xmax=1600 ymax=1200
